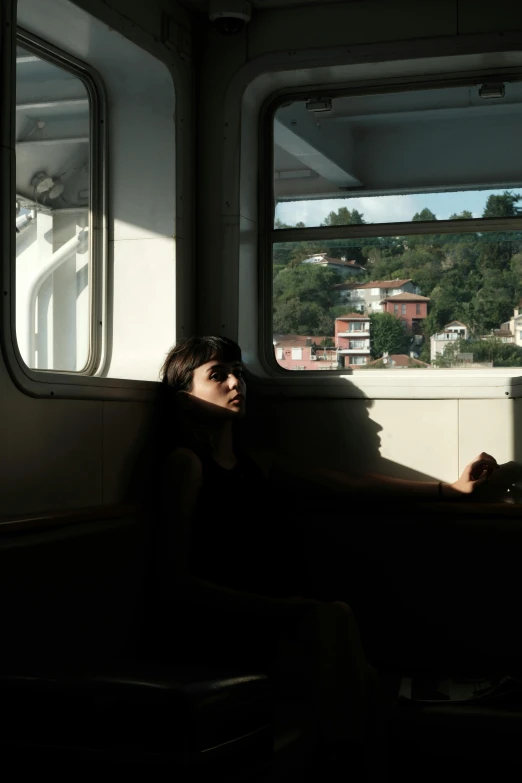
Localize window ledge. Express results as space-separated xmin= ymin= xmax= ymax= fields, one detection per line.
xmin=248 ymin=366 xmax=522 ymax=399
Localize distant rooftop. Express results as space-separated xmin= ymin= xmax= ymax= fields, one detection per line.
xmin=381 ymin=292 xmax=430 ymax=302
xmin=367 ymin=354 xmax=431 ymax=368
xmin=302 ymin=254 xmax=365 ymax=270
xmin=335 ymin=313 xmax=369 ymax=321
xmin=334 ymin=278 xmax=413 ymax=291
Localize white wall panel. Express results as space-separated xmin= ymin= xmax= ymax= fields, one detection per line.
xmin=458 ymin=399 xmax=515 ymax=472
xmin=371 ymin=399 xmax=459 ymax=481
xmin=108 ymin=64 xmax=175 ymax=243
xmin=107 ymin=237 xmax=176 ymax=381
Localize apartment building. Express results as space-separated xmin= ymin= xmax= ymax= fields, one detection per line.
xmin=335 ymin=313 xmax=371 ymax=367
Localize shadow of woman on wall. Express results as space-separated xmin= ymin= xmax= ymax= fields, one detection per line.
xmin=242 ymin=375 xmax=522 ymax=673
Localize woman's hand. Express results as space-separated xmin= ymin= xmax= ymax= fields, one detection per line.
xmin=473 ymin=460 xmax=522 ymax=502
xmin=448 ymin=452 xmax=499 ymax=496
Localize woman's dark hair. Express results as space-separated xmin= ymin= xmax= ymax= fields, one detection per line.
xmin=160 ymin=335 xmax=242 ymax=393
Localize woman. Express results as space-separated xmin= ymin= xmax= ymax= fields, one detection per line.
xmin=156 ymin=335 xmax=500 ymax=778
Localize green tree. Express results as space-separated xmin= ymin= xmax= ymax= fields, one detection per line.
xmin=273 ymin=219 xmax=294 ymax=268
xmin=273 ymin=220 xmax=310 ymax=268
xmin=431 ymin=338 xmax=461 ymax=367
xmin=273 ymin=264 xmax=341 ymax=335
xmin=369 ymin=312 xmax=410 ymax=358
xmin=412 ymin=208 xmax=437 ymax=222
xmin=449 ymin=210 xmax=474 ymax=220
xmin=482 ymin=192 xmax=521 ymax=218
xmin=321 ymin=207 xmax=365 ymax=226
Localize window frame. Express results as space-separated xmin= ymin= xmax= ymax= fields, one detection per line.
xmin=14 ymin=28 xmax=107 ymax=378
xmin=3 ymin=27 xmax=112 ymax=397
xmin=261 ymin=73 xmax=522 ymax=395
xmin=2 ymin=0 xmax=187 ymax=402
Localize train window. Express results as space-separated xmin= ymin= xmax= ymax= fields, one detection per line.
xmin=15 ymin=39 xmax=97 ymax=373
xmin=271 ymin=81 xmax=522 ymax=373
xmin=7 ymin=0 xmax=180 ymax=396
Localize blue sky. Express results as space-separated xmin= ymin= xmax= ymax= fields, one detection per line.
xmin=275 ymin=188 xmax=522 ymax=227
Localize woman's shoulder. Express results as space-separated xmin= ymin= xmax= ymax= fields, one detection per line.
xmin=162 ymin=447 xmax=204 ymax=486
xmin=241 ymin=447 xmax=289 ymax=480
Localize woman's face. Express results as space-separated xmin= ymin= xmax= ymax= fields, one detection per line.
xmin=189 ymin=358 xmax=246 ymax=417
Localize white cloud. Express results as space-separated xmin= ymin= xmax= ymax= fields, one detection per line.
xmin=275 ymin=188 xmax=522 ymax=228
xmin=276 ymin=195 xmax=424 ymax=226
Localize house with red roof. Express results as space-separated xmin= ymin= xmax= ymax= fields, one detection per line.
xmin=381 ymin=292 xmax=430 ymax=334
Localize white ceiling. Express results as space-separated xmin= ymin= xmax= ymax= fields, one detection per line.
xmin=274 ymin=80 xmax=522 ymax=201
xmin=16 ymin=45 xmax=89 ymax=211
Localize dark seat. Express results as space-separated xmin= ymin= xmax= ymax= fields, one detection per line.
xmin=0 ymin=506 xmax=319 ymax=779
xmin=0 ymin=665 xmax=275 ymax=776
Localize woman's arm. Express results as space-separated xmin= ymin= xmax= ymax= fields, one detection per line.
xmin=158 ymin=448 xmax=317 ymax=618
xmin=264 ymin=450 xmax=498 ymax=502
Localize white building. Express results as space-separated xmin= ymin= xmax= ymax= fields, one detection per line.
xmin=334 ymin=278 xmax=419 ymax=312
xmin=499 ymin=301 xmax=522 ymax=347
xmin=301 ymin=253 xmax=365 ymax=278
xmin=430 ymin=321 xmax=469 ymax=361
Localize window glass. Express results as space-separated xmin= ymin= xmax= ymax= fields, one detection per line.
xmin=271 ymin=80 xmax=522 ymax=373
xmin=273 ymin=233 xmax=522 ymax=370
xmin=275 ymin=188 xmax=522 ymax=228
xmin=15 ymin=45 xmax=91 ymax=372
xmin=273 ymin=84 xmax=522 ymax=228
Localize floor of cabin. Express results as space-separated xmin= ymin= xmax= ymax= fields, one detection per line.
xmin=5 ymin=671 xmax=522 ymax=781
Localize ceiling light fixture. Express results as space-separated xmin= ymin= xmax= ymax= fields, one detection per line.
xmin=30 ymin=171 xmax=65 ymax=199
xmin=31 ymin=171 xmax=54 ymax=194
xmin=49 ymin=179 xmax=64 ymax=199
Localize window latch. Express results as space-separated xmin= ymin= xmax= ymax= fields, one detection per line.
xmin=306 ymin=97 xmax=332 ymax=113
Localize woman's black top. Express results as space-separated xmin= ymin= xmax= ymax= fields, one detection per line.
xmin=190 ymin=450 xmax=278 ymax=596
xmin=146 ymin=446 xmax=301 ymax=668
